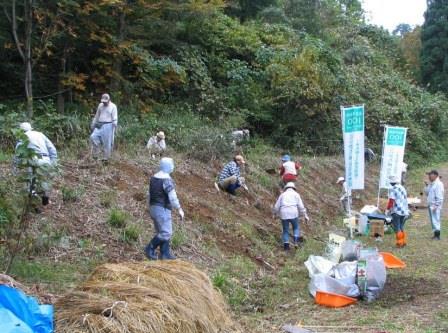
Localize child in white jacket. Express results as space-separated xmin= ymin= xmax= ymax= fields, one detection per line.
xmin=274 ymin=182 xmax=309 ymax=250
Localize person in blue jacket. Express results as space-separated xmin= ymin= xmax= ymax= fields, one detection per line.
xmin=145 ymin=157 xmax=185 ymax=260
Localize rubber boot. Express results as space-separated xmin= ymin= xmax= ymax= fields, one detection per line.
xmin=160 ymin=240 xmax=176 ymax=260
xmin=402 ymin=231 xmax=407 ymax=246
xmin=283 ymin=243 xmax=290 ymax=251
xmin=395 ymin=232 xmax=403 ymax=248
xmin=42 ymin=195 xmax=49 ymax=206
xmin=144 ymin=237 xmax=162 ymax=260
xmin=434 ymin=230 xmax=441 ymax=240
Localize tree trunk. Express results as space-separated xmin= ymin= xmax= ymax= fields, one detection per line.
xmin=24 ymin=0 xmax=33 ymax=119
xmin=110 ymin=8 xmax=127 ymax=92
xmin=56 ymin=51 xmax=67 ymax=114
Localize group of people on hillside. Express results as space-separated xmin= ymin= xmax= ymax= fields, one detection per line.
xmin=214 ymin=152 xmax=308 ymax=251
xmin=14 ymin=93 xmax=446 ymax=260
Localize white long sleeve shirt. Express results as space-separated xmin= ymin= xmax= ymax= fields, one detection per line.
xmin=16 ymin=130 xmax=57 ymax=162
xmin=146 ymin=136 xmax=166 ymax=151
xmin=92 ymin=102 xmax=118 ymax=126
xmin=426 ymin=177 xmax=444 ymax=209
xmin=274 ymin=188 xmax=307 ymax=220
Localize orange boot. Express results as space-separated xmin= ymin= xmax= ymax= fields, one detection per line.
xmin=396 ymin=231 xmax=404 ymax=248
xmin=402 ymin=231 xmax=407 ymax=246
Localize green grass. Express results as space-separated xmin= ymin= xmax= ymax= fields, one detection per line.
xmin=212 ymin=256 xmax=258 ymax=310
xmin=122 ymin=224 xmax=140 ymax=244
xmin=61 ymin=185 xmax=85 ymax=203
xmin=171 ymin=227 xmax=188 ymax=249
xmin=107 ymin=208 xmax=129 ymax=228
xmin=100 ymin=190 xmax=117 ymax=208
xmin=0 ymin=150 xmax=12 ymax=163
xmin=9 ymin=258 xmax=93 ymax=293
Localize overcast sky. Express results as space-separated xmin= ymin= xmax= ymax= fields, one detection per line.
xmin=362 ymin=0 xmax=427 ymax=32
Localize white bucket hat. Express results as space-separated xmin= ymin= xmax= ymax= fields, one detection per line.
xmin=101 ymin=93 xmax=110 ymax=103
xmin=19 ymin=122 xmax=32 ymax=132
xmin=284 ymin=182 xmax=296 ymax=190
xmin=157 ymin=131 xmax=165 ymax=139
xmin=389 ymin=175 xmax=400 ymax=184
xmin=336 ymin=176 xmax=345 ymax=184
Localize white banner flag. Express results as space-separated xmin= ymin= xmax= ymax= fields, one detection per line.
xmin=341 ymin=105 xmax=365 ymax=190
xmin=379 ymin=126 xmax=407 ymax=189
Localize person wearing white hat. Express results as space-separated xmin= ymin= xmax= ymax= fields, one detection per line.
xmin=146 ymin=131 xmax=167 ymax=159
xmin=90 ymin=93 xmax=118 ymax=162
xmin=16 ymin=122 xmax=57 ymax=206
xmin=386 ymin=175 xmax=409 ymax=247
xmin=336 ymin=176 xmax=351 ymax=216
xmin=273 ymin=182 xmax=309 ymax=251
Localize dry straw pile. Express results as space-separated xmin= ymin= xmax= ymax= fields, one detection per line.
xmin=55 ymin=260 xmax=239 ymax=333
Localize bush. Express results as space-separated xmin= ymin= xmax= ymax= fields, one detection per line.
xmin=212 ymin=271 xmax=248 ymax=308
xmin=122 ymin=224 xmax=140 ymax=244
xmin=179 ymin=127 xmax=235 ymax=162
xmin=171 ymin=228 xmax=188 ymax=249
xmin=61 ymin=186 xmax=84 ymax=203
xmin=99 ymin=191 xmax=117 ymax=208
xmin=107 ymin=209 xmax=129 ymax=228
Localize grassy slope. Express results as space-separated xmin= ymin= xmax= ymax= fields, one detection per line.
xmin=0 ymin=146 xmax=447 ymax=333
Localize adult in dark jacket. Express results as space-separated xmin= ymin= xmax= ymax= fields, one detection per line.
xmin=145 ymin=157 xmax=184 ymax=260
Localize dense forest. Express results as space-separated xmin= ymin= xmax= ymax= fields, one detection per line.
xmin=1 ymin=0 xmax=448 ymax=162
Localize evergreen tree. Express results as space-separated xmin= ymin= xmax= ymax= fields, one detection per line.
xmin=421 ymin=0 xmax=448 ymax=93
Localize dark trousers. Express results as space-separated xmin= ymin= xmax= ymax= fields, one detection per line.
xmin=391 ymin=213 xmax=406 ymax=232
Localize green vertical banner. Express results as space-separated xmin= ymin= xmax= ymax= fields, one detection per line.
xmin=341 ymin=105 xmax=365 ymax=190
xmin=379 ymin=126 xmax=407 ymax=189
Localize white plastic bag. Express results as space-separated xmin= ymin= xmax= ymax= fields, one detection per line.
xmin=332 ymin=261 xmax=358 ymax=286
xmin=358 ymin=215 xmax=368 ymax=235
xmin=358 ymin=250 xmax=387 ymax=302
xmin=304 ymin=256 xmax=335 ymax=279
xmin=309 ymin=273 xmax=360 ymax=298
xmin=341 ymin=240 xmax=362 ymax=261
xmin=324 ymin=233 xmax=346 ymax=263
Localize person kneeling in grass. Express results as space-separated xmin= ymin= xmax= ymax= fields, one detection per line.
xmin=273 ymin=182 xmax=309 ymax=251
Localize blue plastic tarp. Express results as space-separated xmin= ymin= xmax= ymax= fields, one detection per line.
xmin=0 ymin=285 xmax=53 ymax=333
xmin=0 ymin=308 xmax=33 ymax=333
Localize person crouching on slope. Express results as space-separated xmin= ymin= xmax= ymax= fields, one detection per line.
xmin=16 ymin=122 xmax=58 ymax=206
xmin=279 ymin=154 xmax=302 ymax=186
xmin=145 ymin=157 xmax=185 ymax=260
xmin=215 ymin=155 xmax=248 ymax=195
xmin=273 ymin=182 xmax=309 ymax=251
xmin=386 ymin=175 xmax=409 ymax=247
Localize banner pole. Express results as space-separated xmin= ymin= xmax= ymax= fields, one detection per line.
xmin=377 ymin=126 xmax=387 ymax=208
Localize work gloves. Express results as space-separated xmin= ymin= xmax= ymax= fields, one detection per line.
xmin=178 ymin=208 xmax=185 ymax=222
xmin=239 ymin=177 xmax=249 ymax=191
xmin=304 ymin=214 xmax=310 ymax=224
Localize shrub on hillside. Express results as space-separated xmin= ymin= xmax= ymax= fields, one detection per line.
xmin=107 ymin=209 xmax=129 ymax=228
xmin=62 ymin=186 xmax=84 ymax=203
xmin=122 ymin=224 xmax=140 ymax=244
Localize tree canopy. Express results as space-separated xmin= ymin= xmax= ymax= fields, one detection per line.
xmin=421 ymin=0 xmax=448 ymax=93
xmin=0 ymin=0 xmax=447 ymax=161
